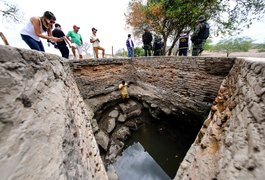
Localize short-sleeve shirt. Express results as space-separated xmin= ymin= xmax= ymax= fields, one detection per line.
xmin=119 ymin=83 xmax=128 ymax=95
xmin=67 ymin=31 xmax=82 ymax=46
xmin=52 ymin=29 xmax=66 ymax=46
xmin=90 ymin=34 xmax=99 ymax=47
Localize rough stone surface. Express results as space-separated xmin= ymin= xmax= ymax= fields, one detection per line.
xmin=72 ymin=56 xmax=235 ymax=119
xmin=126 ymin=108 xmax=142 ymax=119
xmin=117 ymin=114 xmax=127 ymax=122
xmin=108 ymin=110 xmax=119 ymax=118
xmin=105 ymin=140 xmax=124 ymax=163
xmin=112 ymin=126 xmax=131 ymax=141
xmin=2 ymin=45 xmax=265 ymax=180
xmin=0 ymin=46 xmax=108 ymax=180
xmin=106 ymin=165 xmax=119 ymax=180
xmin=91 ymin=118 xmax=99 ymax=133
xmin=95 ymin=130 xmax=110 ymax=151
xmin=99 ymin=117 xmax=116 ymax=133
xmin=175 ymin=58 xmax=265 ymax=180
xmin=119 ymin=100 xmax=138 ymax=114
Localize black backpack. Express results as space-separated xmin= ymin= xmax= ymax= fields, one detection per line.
xmin=199 ymin=22 xmax=210 ymax=40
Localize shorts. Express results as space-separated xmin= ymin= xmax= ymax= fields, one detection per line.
xmin=71 ymin=43 xmax=83 ymax=55
xmin=121 ymin=93 xmax=129 ymax=99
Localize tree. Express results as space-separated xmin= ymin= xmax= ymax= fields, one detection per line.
xmin=0 ymin=0 xmax=23 ymax=23
xmin=126 ymin=0 xmax=265 ymax=55
xmin=0 ymin=0 xmax=24 ymax=45
xmin=82 ymin=42 xmax=91 ymax=56
xmin=214 ymin=37 xmax=253 ymax=57
xmin=126 ymin=0 xmax=185 ymax=55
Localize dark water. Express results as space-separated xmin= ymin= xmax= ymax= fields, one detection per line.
xmin=124 ymin=110 xmax=202 ymax=179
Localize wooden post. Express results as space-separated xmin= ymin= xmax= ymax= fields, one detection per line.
xmin=0 ymin=32 xmax=10 ymax=45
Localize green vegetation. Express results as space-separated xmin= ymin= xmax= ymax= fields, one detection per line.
xmin=214 ymin=37 xmax=253 ymax=57
xmin=115 ymin=49 xmax=127 ymax=57
xmin=133 ymin=47 xmax=145 ymax=57
xmin=253 ymin=42 xmax=265 ymax=52
xmin=115 ymin=47 xmax=145 ymax=57
xmin=204 ymin=39 xmax=214 ymax=51
xmin=126 ymin=0 xmax=265 ymax=55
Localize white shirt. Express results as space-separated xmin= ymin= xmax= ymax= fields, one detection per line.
xmin=128 ymin=38 xmax=133 ymax=47
xmin=21 ymin=18 xmax=45 ymax=41
xmin=90 ymin=34 xmax=99 ymax=47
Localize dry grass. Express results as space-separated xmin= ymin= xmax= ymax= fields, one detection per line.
xmin=201 ymin=49 xmax=265 ymax=58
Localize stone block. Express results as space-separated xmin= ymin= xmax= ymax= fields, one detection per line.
xmin=95 ymin=130 xmax=110 ymax=151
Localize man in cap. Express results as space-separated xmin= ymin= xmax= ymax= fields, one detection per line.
xmin=191 ymin=15 xmax=210 ymax=56
xmin=90 ymin=27 xmax=105 ymax=58
xmin=67 ymin=25 xmax=83 ymax=59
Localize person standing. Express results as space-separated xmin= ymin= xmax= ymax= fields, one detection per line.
xmin=90 ymin=27 xmax=105 ymax=59
xmin=20 ymin=11 xmax=62 ymax=52
xmin=126 ymin=34 xmax=134 ymax=57
xmin=142 ymin=27 xmax=153 ymax=56
xmin=118 ymin=80 xmax=129 ymax=103
xmin=67 ymin=25 xmax=83 ymax=59
xmin=191 ymin=15 xmax=210 ymax=56
xmin=153 ymin=35 xmax=164 ymax=56
xmin=176 ymin=31 xmax=191 ymax=56
xmin=52 ymin=23 xmax=71 ymax=58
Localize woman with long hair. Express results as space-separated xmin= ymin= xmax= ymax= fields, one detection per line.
xmin=21 ymin=11 xmax=62 ymax=51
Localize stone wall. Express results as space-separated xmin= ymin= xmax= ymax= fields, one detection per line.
xmin=175 ymin=57 xmax=265 ymax=180
xmin=2 ymin=44 xmax=264 ymax=180
xmin=72 ymin=56 xmax=235 ymax=119
xmin=0 ymin=46 xmax=107 ymax=180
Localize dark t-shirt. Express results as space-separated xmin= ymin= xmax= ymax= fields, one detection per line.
xmin=52 ymin=29 xmax=66 ymax=46
xmin=179 ymin=36 xmax=189 ymax=48
xmin=142 ymin=31 xmax=153 ymax=44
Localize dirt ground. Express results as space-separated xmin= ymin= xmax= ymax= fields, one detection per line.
xmin=201 ymin=49 xmax=265 ymax=58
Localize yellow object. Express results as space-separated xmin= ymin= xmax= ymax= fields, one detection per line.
xmin=119 ymin=83 xmax=129 ymax=99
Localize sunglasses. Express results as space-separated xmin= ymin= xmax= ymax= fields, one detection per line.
xmin=46 ymin=18 xmax=55 ymax=24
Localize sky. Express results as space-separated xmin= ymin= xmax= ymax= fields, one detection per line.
xmin=1 ymin=0 xmax=265 ymax=56
xmin=1 ymin=0 xmax=132 ymax=56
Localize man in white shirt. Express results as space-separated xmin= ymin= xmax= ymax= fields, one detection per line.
xmin=126 ymin=34 xmax=134 ymax=57
xmin=90 ymin=27 xmax=105 ymax=58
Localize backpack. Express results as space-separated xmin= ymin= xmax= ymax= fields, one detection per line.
xmin=200 ymin=22 xmax=210 ymax=40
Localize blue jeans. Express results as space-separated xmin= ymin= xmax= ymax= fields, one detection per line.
xmin=21 ymin=34 xmax=45 ymax=52
xmin=179 ymin=48 xmax=188 ymax=56
xmin=127 ymin=47 xmax=134 ymax=57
